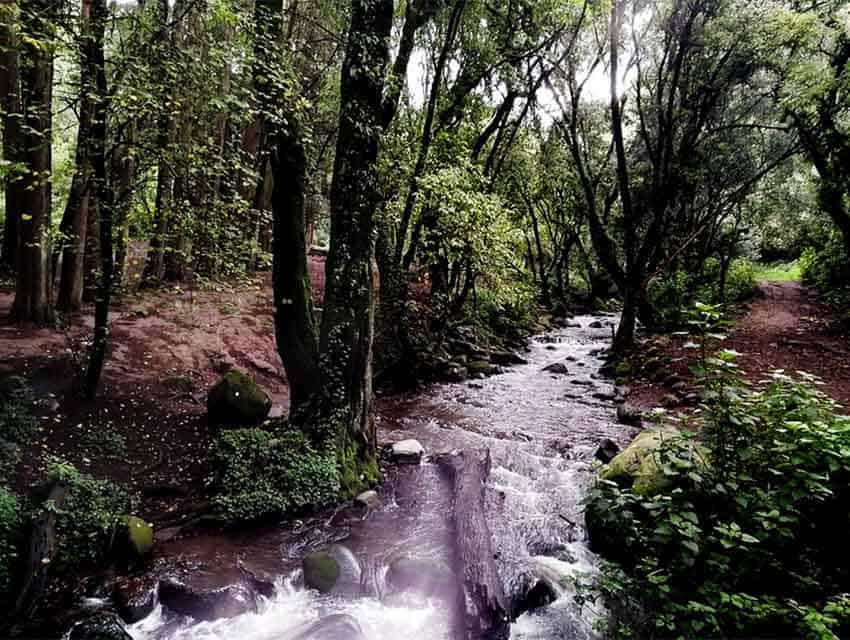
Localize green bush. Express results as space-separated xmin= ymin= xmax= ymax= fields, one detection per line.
xmin=648 ymin=258 xmax=757 ymax=329
xmin=210 ymin=428 xmax=339 ymax=522
xmin=582 ymin=371 xmax=850 ymax=639
xmin=0 ymin=487 xmax=21 ymax=600
xmin=47 ymin=460 xmax=130 ymax=568
xmin=464 ymin=283 xmax=537 ymax=338
xmin=0 ymin=377 xmax=36 ymax=478
xmin=800 ymin=235 xmax=850 ymax=304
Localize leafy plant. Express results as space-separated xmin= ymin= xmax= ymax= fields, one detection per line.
xmin=0 ymin=487 xmax=21 ymax=601
xmin=583 ymin=369 xmax=850 ymax=639
xmin=47 ymin=460 xmax=130 ymax=568
xmin=210 ymin=428 xmax=339 ymax=523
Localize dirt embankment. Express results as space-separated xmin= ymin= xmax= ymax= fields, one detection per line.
xmin=0 ymin=257 xmax=326 ymax=521
xmin=630 ymin=281 xmax=850 ymax=410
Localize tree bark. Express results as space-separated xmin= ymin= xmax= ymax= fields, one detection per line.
xmin=12 ymin=0 xmax=56 ymax=324
xmin=0 ymin=0 xmax=22 ymax=273
xmin=56 ymin=0 xmax=97 ymax=312
xmin=435 ymin=449 xmax=510 ymax=640
xmin=83 ymin=0 xmax=111 ymax=399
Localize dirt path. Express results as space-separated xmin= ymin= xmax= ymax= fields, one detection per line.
xmin=632 ymin=280 xmax=850 ymax=410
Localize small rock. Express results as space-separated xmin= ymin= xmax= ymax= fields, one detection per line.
xmin=592 ymin=391 xmax=616 ymax=401
xmin=545 ymin=345 xmax=557 ymax=351
xmin=588 ymin=320 xmax=604 ymax=329
xmin=616 ymin=403 xmax=643 ymax=427
xmin=682 ymin=392 xmax=701 ymax=406
xmin=391 ymin=439 xmax=424 ymax=464
xmin=660 ymin=394 xmax=680 ymax=408
xmin=354 ymin=490 xmax=380 ymax=509
xmin=594 ymin=438 xmax=620 ymax=464
xmin=570 ymin=379 xmax=593 ymax=386
xmin=670 ymin=381 xmax=688 ymax=393
xmin=542 ymin=362 xmax=569 ymax=375
xmin=489 ymin=350 xmax=528 ymax=366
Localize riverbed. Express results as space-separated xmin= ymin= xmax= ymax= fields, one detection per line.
xmin=127 ymin=314 xmax=634 ymax=640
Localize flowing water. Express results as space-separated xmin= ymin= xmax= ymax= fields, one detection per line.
xmin=127 ymin=314 xmax=633 ymax=640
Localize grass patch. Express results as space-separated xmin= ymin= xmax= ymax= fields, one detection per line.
xmin=754 ymin=260 xmax=801 ymax=282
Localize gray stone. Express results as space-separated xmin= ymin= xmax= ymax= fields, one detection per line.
xmin=68 ymin=614 xmax=133 ymax=640
xmin=354 ymin=490 xmax=380 ymax=509
xmin=391 ymin=439 xmax=424 ymax=464
xmin=542 ymin=362 xmax=569 ymax=375
xmin=594 ymin=438 xmax=620 ymax=464
xmin=616 ymin=403 xmax=644 ymax=427
xmin=158 ymin=578 xmax=258 ymax=621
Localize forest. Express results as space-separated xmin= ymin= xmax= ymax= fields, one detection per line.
xmin=1 ymin=0 xmax=850 ymax=638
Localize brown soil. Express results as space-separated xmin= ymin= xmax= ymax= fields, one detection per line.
xmin=0 ymin=256 xmax=326 ymax=521
xmin=630 ymin=281 xmax=850 ymax=410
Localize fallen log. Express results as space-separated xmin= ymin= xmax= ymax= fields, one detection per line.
xmin=435 ymin=449 xmax=510 ymax=640
xmin=11 ymin=481 xmax=70 ymax=621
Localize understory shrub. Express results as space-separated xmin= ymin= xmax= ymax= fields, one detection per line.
xmin=582 ymin=358 xmax=850 ymax=638
xmin=463 ymin=283 xmax=537 ymax=339
xmin=648 ymin=258 xmax=757 ymax=328
xmin=0 ymin=487 xmax=21 ymax=601
xmin=800 ymin=235 xmax=850 ymax=305
xmin=210 ymin=428 xmax=339 ymax=523
xmin=0 ymin=377 xmax=36 ymax=476
xmin=47 ymin=460 xmax=130 ymax=568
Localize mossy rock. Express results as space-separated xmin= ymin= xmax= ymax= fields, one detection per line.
xmin=115 ymin=516 xmax=154 ymax=561
xmin=303 ymin=545 xmax=362 ymax=596
xmin=303 ymin=551 xmax=340 ymax=593
xmin=467 ymin=360 xmax=493 ymax=376
xmin=601 ymin=428 xmax=707 ymax=495
xmin=207 ymin=370 xmax=271 ymax=426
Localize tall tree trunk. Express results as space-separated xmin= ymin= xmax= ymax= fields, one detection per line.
xmin=272 ymin=0 xmax=393 ymax=496
xmin=609 ymin=0 xmax=637 ymax=352
xmin=111 ymin=122 xmax=138 ymax=291
xmin=57 ymin=0 xmax=97 ymax=312
xmin=12 ymin=0 xmax=56 ymax=324
xmin=0 ymin=0 xmax=22 ymax=273
xmin=83 ymin=0 xmax=111 ymax=398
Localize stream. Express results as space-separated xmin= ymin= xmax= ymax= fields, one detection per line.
xmin=126 ymin=314 xmax=633 ymax=640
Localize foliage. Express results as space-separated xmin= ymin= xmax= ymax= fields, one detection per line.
xmin=754 ymin=261 xmax=802 ymax=282
xmin=47 ymin=460 xmax=130 ymax=568
xmin=800 ymin=235 xmax=850 ymax=305
xmin=0 ymin=377 xmax=36 ymax=477
xmin=583 ymin=325 xmax=850 ymax=638
xmin=210 ymin=428 xmax=339 ymax=523
xmin=647 ymin=259 xmax=757 ymax=329
xmin=0 ymin=487 xmax=21 ymax=601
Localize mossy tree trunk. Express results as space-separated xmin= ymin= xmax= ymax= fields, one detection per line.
xmin=82 ymin=0 xmax=111 ymax=399
xmin=0 ymin=1 xmax=22 ymax=274
xmin=272 ymin=0 xmax=393 ymax=495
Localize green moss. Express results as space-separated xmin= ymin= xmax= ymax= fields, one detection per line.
xmin=601 ymin=429 xmax=708 ymax=496
xmin=302 ymin=551 xmax=340 ymax=593
xmin=336 ymin=429 xmax=379 ymax=499
xmin=207 ymin=370 xmax=272 ymax=426
xmin=211 ymin=428 xmax=339 ymax=523
xmin=117 ymin=515 xmax=154 ymax=560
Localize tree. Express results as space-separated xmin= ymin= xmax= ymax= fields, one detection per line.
xmin=0 ymin=0 xmax=22 ymax=273
xmin=272 ymin=0 xmax=394 ymax=492
xmin=56 ymin=0 xmax=99 ymax=312
xmin=11 ymin=0 xmax=58 ymax=323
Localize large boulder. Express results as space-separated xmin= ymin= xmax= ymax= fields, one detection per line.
xmin=68 ymin=614 xmax=133 ymax=640
xmin=302 ymin=545 xmax=362 ymax=596
xmin=158 ymin=577 xmax=259 ymax=621
xmin=207 ymin=370 xmax=272 ymax=426
xmin=287 ymin=614 xmax=365 ymax=640
xmin=600 ymin=428 xmax=707 ymax=496
xmin=385 ymin=557 xmax=457 ymax=600
xmin=113 ymin=575 xmax=158 ymax=623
